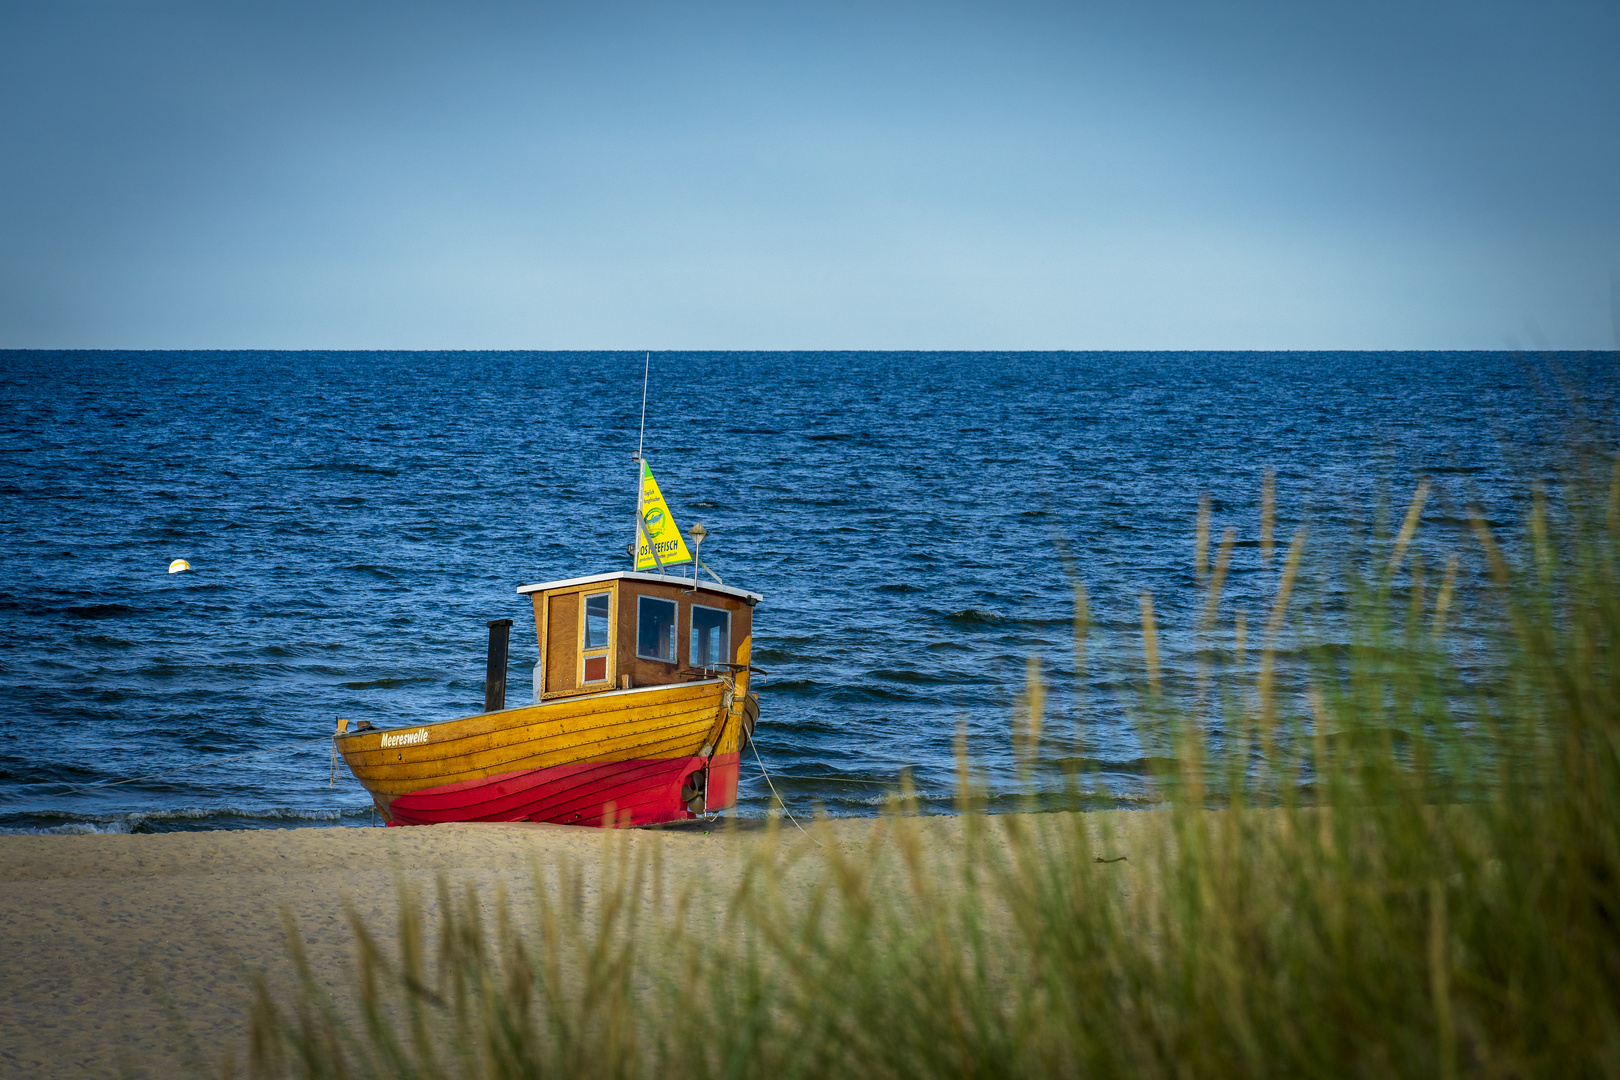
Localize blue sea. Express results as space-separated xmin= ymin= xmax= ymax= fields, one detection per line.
xmin=0 ymin=350 xmax=1611 ymax=833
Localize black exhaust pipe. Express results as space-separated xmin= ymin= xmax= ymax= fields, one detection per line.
xmin=484 ymin=618 xmax=513 ymax=712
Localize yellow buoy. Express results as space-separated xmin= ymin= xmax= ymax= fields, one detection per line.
xmin=168 ymin=559 xmax=190 ymax=574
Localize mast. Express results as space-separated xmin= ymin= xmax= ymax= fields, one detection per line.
xmin=632 ymin=351 xmax=666 ymax=575
xmin=632 ymin=351 xmax=649 ymax=568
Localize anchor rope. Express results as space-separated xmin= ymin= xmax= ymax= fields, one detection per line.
xmin=750 ymin=737 xmax=822 ymax=847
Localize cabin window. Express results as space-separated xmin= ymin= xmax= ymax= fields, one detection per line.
xmin=579 ymin=592 xmax=611 ymax=684
xmin=584 ymin=593 xmax=610 ymax=648
xmin=637 ymin=596 xmax=677 ymax=662
xmin=690 ymin=605 xmax=730 ymax=668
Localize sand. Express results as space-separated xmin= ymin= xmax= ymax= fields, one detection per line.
xmin=0 ymin=812 xmax=1155 ymax=1079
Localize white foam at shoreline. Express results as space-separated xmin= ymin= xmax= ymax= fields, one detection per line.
xmin=0 ymin=805 xmax=377 ymax=834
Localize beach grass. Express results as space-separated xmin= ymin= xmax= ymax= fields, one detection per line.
xmin=243 ymin=456 xmax=1620 ymax=1079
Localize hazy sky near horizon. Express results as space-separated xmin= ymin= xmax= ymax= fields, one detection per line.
xmin=1 ymin=0 xmax=1616 ymax=350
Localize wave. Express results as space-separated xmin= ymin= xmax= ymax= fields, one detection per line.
xmin=294 ymin=462 xmax=400 ymax=477
xmin=868 ymin=668 xmax=960 ymax=685
xmin=0 ymin=805 xmax=377 ymax=835
xmin=64 ymin=603 xmax=139 ymax=619
xmin=341 ymin=677 xmax=434 ymax=690
xmin=81 ymin=633 xmax=137 ymax=648
xmin=942 ymin=608 xmax=1007 ymax=626
xmin=343 ymin=564 xmax=399 ymax=580
xmin=1039 ymin=755 xmax=1183 ymax=777
xmin=762 ymin=678 xmax=820 ymax=695
xmin=830 ymin=684 xmax=917 ymax=703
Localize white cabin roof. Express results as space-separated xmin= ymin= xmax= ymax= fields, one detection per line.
xmin=515 ymin=570 xmax=763 ymax=605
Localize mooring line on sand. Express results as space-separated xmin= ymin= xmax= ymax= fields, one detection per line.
xmin=750 ymin=738 xmax=822 ymax=847
xmin=0 ymin=733 xmax=335 ymax=805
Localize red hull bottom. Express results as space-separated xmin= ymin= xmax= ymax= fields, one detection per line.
xmin=383 ymin=752 xmax=742 ymax=827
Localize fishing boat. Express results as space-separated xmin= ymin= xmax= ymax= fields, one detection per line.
xmin=334 ymin=453 xmax=763 ymax=827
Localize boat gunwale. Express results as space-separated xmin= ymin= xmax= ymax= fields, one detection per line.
xmin=340 ymin=702 xmax=725 ymax=778
xmin=334 ymin=676 xmax=730 ymax=745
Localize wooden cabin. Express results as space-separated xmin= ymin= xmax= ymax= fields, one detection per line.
xmin=519 ymin=571 xmax=762 ymax=702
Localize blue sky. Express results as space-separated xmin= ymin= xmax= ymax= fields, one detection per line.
xmin=1 ymin=0 xmax=1616 ymax=349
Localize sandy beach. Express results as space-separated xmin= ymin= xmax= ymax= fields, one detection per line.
xmin=0 ymin=813 xmax=1154 ymax=1080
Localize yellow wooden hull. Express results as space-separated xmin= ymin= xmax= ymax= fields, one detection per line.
xmin=337 ymin=666 xmax=756 ymax=827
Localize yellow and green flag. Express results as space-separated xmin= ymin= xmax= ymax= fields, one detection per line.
xmin=636 ymin=460 xmax=692 ymax=571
